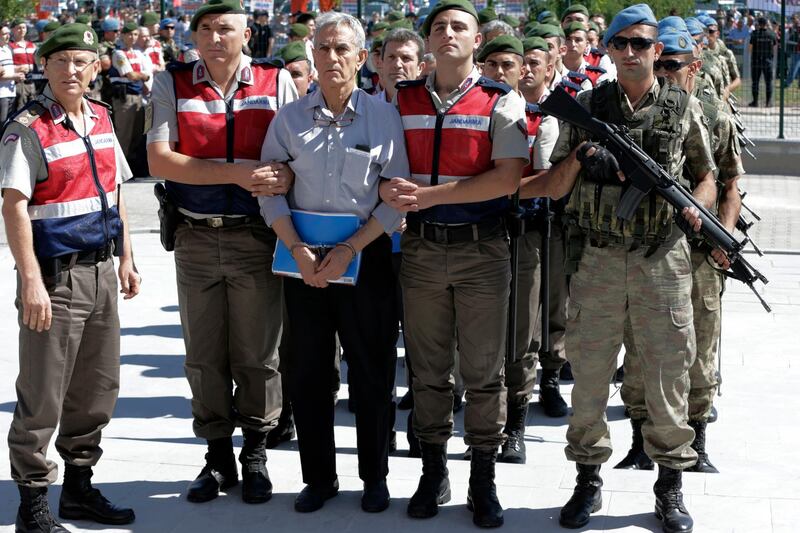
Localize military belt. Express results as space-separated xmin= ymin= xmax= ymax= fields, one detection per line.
xmin=406 ymin=218 xmax=505 ymax=245
xmin=182 ymin=214 xmax=266 ymax=229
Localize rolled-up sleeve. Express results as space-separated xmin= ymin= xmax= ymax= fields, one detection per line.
xmin=258 ymin=107 xmax=293 ymax=226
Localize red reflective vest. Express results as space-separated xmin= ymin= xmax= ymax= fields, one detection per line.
xmin=22 ymin=98 xmax=121 ymax=258
xmin=585 ymin=48 xmax=604 ymax=68
xmin=10 ymin=40 xmax=36 ymax=67
xmin=522 ymin=103 xmax=543 ymax=177
xmin=584 ymin=65 xmax=606 ymax=86
xmin=167 ymin=60 xmax=280 ymax=215
xmin=397 ymin=77 xmax=509 ymax=224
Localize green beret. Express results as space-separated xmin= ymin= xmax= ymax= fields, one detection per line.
xmin=389 ymin=19 xmax=413 ymax=30
xmin=43 ymin=21 xmax=62 ymax=33
xmin=528 ymin=23 xmax=563 ymax=39
xmin=386 ymin=10 xmax=404 ymax=22
xmin=588 ymin=21 xmax=600 ymax=33
xmin=121 ymin=21 xmax=138 ymax=34
xmin=563 ymin=21 xmax=587 ymax=36
xmin=370 ymin=36 xmax=384 ymax=52
xmin=75 ymin=15 xmax=91 ymax=24
xmin=522 ymin=36 xmax=548 ymax=53
xmin=11 ymin=18 xmax=27 ymax=28
xmin=541 ymin=15 xmax=559 ymax=26
xmin=561 ymin=3 xmax=589 ymax=20
xmin=140 ymin=12 xmax=160 ymax=26
xmin=501 ymin=15 xmax=520 ymax=28
xmin=523 ymin=21 xmax=539 ymax=33
xmin=372 ymin=21 xmax=389 ymax=32
xmin=421 ymin=0 xmax=479 ymax=37
xmin=478 ymin=8 xmax=497 ymax=25
xmin=190 ymin=0 xmax=246 ymax=31
xmin=289 ymin=23 xmax=309 ymax=38
xmin=38 ymin=23 xmax=99 ymax=59
xmin=277 ymin=41 xmax=307 ymax=64
xmin=476 ymin=34 xmax=523 ymax=62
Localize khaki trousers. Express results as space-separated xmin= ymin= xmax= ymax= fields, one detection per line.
xmin=8 ymin=260 xmax=120 ymax=487
xmin=400 ymin=232 xmax=509 ymax=450
xmin=565 ymin=237 xmax=698 ymax=469
xmin=174 ymin=222 xmax=283 ymax=439
xmin=111 ymin=93 xmax=144 ymax=162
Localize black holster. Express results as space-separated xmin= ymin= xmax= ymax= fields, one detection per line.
xmin=154 ymin=183 xmax=180 ymax=252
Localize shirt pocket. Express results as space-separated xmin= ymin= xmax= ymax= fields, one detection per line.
xmin=341 ymin=146 xmax=373 ymax=199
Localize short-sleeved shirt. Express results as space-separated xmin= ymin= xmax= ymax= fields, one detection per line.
xmin=146 ymin=53 xmax=298 ymax=145
xmin=111 ymin=47 xmax=148 ymax=77
xmin=550 ymin=78 xmax=716 ymax=182
xmin=750 ymin=28 xmax=777 ymax=62
xmin=415 ymin=66 xmax=529 ymax=163
xmin=533 ymin=113 xmax=559 ymax=170
xmin=248 ymin=23 xmax=273 ymax=58
xmin=0 ymin=86 xmax=132 ymax=200
xmin=0 ymin=44 xmax=15 ymax=98
xmin=258 ymin=87 xmax=408 ymax=233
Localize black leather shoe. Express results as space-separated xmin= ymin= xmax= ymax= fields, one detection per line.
xmin=408 ymin=442 xmax=451 ymax=518
xmin=187 ymin=438 xmax=238 ymax=503
xmin=294 ymin=480 xmax=339 ymax=513
xmin=17 ymin=486 xmax=69 ymax=533
xmin=614 ymin=419 xmax=655 ymax=470
xmin=539 ymin=370 xmax=568 ymax=417
xmin=654 ymin=466 xmax=694 ymax=533
xmin=361 ymin=480 xmax=390 ymax=513
xmin=559 ymin=464 xmax=602 ymax=529
xmin=59 ymin=465 xmax=134 ymax=525
xmin=467 ymin=448 xmax=503 ymax=528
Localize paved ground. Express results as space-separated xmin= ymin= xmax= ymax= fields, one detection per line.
xmin=0 ymin=176 xmax=799 ymax=532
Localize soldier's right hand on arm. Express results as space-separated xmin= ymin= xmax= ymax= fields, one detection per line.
xmin=379 ymin=178 xmax=419 ymax=212
xmin=21 ymin=278 xmax=52 ymax=332
xmin=576 ymin=142 xmax=625 ymax=183
xmin=291 ymin=245 xmax=324 ymax=287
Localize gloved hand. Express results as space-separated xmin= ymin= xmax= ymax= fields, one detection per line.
xmin=576 ymin=142 xmax=622 ymax=183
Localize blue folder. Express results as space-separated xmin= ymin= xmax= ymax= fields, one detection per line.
xmin=272 ymin=210 xmax=362 ymax=285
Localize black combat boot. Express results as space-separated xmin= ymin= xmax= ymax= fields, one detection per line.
xmin=187 ymin=437 xmax=239 ymax=503
xmin=265 ymin=404 xmax=295 ymax=449
xmin=407 ymin=411 xmax=421 ymax=458
xmin=467 ymin=448 xmax=504 ymax=528
xmin=654 ymin=465 xmax=694 ymax=533
xmin=559 ymin=362 xmax=574 ymax=381
xmin=240 ymin=429 xmax=273 ymax=503
xmin=407 ymin=442 xmax=451 ymax=518
xmin=58 ymin=465 xmax=135 ymax=525
xmin=17 ymin=486 xmax=69 ymax=533
xmin=499 ymin=400 xmax=528 ymax=464
xmin=539 ymin=369 xmax=568 ymax=417
xmin=614 ymin=418 xmax=655 ymax=470
xmin=559 ymin=464 xmax=603 ymax=528
xmin=685 ymin=420 xmax=718 ymax=473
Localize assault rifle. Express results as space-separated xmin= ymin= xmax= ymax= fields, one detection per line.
xmin=540 ymin=86 xmax=771 ymax=312
xmin=737 ymin=191 xmax=764 ymax=256
xmin=728 ymin=95 xmax=757 ymax=160
xmin=506 ymin=192 xmax=523 ymax=365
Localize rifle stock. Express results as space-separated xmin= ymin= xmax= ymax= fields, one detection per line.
xmin=540 ymin=86 xmax=771 ymax=312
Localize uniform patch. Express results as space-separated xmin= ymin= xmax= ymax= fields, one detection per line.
xmin=196 ymin=64 xmax=206 ymax=81
xmin=2 ymin=133 xmax=19 ymax=145
xmin=84 ymin=31 xmax=95 ymax=45
xmin=50 ymin=103 xmax=64 ymax=120
xmin=241 ymin=66 xmax=251 ymax=82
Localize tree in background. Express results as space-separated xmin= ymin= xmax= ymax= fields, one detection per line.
xmin=0 ymin=0 xmax=35 ymax=23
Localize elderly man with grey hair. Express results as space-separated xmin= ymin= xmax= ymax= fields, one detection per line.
xmin=259 ymin=11 xmax=410 ymax=515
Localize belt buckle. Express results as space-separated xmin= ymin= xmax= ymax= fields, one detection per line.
xmin=208 ymin=217 xmax=224 ymax=228
xmin=433 ymin=225 xmax=449 ymax=244
xmin=96 ymin=246 xmax=110 ymax=263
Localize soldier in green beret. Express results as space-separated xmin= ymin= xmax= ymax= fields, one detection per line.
xmin=561 ymin=3 xmax=590 ymax=28
xmin=477 ymin=7 xmax=498 ymax=26
xmin=39 ymin=21 xmax=61 ymax=43
xmin=278 ymin=41 xmax=313 ymax=96
xmin=1 ymin=22 xmax=139 ymax=532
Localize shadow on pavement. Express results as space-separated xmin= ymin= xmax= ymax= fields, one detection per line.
xmin=120 ymin=324 xmax=183 ymax=338
xmin=120 ymin=353 xmax=185 ymax=379
xmin=112 ymin=396 xmax=192 ymax=419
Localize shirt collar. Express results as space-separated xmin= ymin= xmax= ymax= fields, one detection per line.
xmin=425 ymin=66 xmax=481 ymax=97
xmin=41 ymin=85 xmax=99 ymax=125
xmin=619 ymin=77 xmax=660 ymax=113
xmin=303 ymin=86 xmax=364 ymax=116
xmin=193 ymin=53 xmax=254 ymax=86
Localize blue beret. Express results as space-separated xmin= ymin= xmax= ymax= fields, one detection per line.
xmin=537 ymin=10 xmax=552 ymax=23
xmin=698 ymin=15 xmax=717 ymax=27
xmin=659 ymin=30 xmax=695 ymax=55
xmin=685 ymin=17 xmax=706 ymax=36
xmin=658 ymin=16 xmax=688 ymax=34
xmin=603 ymin=4 xmax=657 ymax=47
xmin=160 ymin=18 xmax=176 ymax=29
xmin=101 ymin=18 xmax=120 ymax=31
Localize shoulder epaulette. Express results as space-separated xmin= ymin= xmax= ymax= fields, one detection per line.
xmin=559 ymin=79 xmax=582 ymax=92
xmin=586 ymin=65 xmax=606 ymax=74
xmin=589 ymin=47 xmax=604 ymax=56
xmin=251 ymin=57 xmax=283 ymax=68
xmin=396 ymin=79 xmax=426 ymax=89
xmin=476 ymin=76 xmax=511 ymax=94
xmin=567 ymin=70 xmax=588 ymax=81
xmin=86 ymin=96 xmax=111 ymax=110
xmin=526 ymin=103 xmax=541 ymax=114
xmin=11 ymin=100 xmax=46 ymax=128
xmin=167 ymin=59 xmax=196 ymax=73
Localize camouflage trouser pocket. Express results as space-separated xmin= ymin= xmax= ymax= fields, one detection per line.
xmin=701 ymin=294 xmax=720 ymax=312
xmin=669 ymin=304 xmax=693 ymax=329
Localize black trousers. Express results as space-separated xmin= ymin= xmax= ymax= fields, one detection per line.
xmin=284 ymin=235 xmax=398 ymax=486
xmin=752 ymin=61 xmax=773 ymax=103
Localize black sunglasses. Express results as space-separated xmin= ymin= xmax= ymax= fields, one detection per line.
xmin=654 ymin=59 xmax=691 ymax=71
xmin=608 ymin=36 xmax=655 ymax=51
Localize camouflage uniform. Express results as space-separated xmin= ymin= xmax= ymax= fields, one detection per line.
xmin=551 ymin=78 xmax=715 ymax=469
xmin=95 ymin=39 xmax=116 ymax=105
xmin=700 ymin=49 xmax=728 ymax=98
xmin=622 ymin=80 xmax=744 ymax=423
xmin=713 ymin=41 xmax=740 ymax=88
